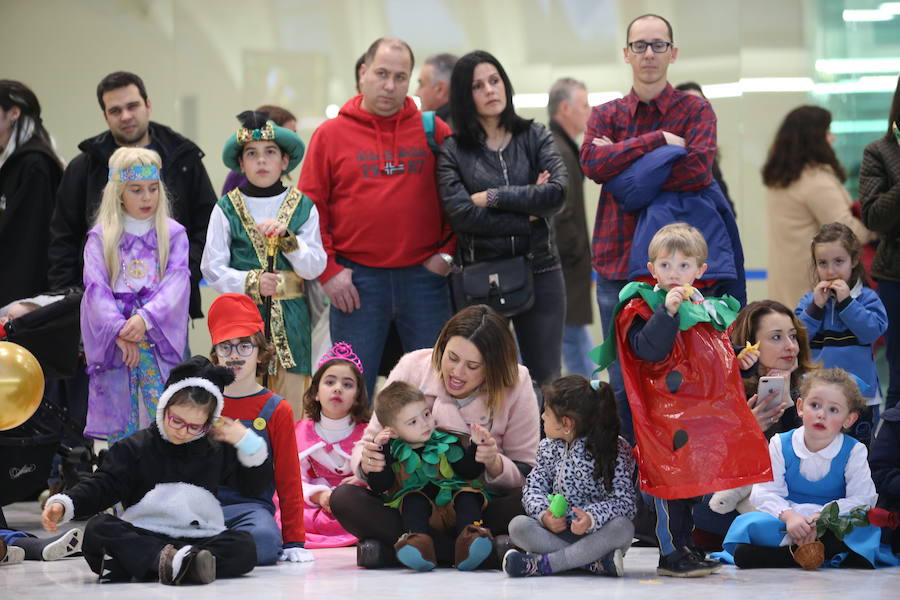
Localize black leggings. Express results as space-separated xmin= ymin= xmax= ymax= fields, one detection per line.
xmin=331 ymin=484 xmax=524 ymax=565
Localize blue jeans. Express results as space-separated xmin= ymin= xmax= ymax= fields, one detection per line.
xmin=222 ymin=503 xmax=282 ymax=565
xmin=330 ymin=257 xmax=452 ymax=398
xmin=595 ymin=277 xmax=632 ymax=444
xmin=878 ymin=279 xmax=900 ymax=410
xmin=562 ymin=324 xmax=595 ymax=378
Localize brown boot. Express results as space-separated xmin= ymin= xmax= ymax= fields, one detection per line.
xmin=455 ymin=524 xmax=494 ymax=570
xmin=394 ymin=533 xmax=437 ymax=571
xmin=158 ymin=544 xmax=217 ymax=585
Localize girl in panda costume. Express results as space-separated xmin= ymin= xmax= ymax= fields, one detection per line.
xmin=41 ymin=356 xmax=272 ymax=585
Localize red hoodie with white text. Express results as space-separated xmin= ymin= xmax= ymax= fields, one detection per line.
xmin=299 ymin=95 xmax=454 ymax=283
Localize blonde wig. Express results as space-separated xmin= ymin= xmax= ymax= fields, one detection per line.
xmin=95 ymin=147 xmax=172 ymax=285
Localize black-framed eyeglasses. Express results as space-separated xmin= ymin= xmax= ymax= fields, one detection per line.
xmin=627 ymin=40 xmax=673 ymax=54
xmin=214 ymin=341 xmax=258 ymax=357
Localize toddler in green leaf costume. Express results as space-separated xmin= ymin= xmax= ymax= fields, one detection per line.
xmin=366 ymin=381 xmax=493 ymax=571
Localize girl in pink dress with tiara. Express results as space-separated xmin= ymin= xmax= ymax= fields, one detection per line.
xmin=292 ymin=343 xmax=370 ymax=548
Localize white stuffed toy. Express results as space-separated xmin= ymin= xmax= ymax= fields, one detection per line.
xmin=709 ymin=485 xmax=755 ymax=514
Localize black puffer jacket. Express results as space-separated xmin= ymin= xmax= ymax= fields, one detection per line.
xmin=48 ymin=122 xmax=217 ymax=318
xmin=437 ymin=122 xmax=567 ymax=272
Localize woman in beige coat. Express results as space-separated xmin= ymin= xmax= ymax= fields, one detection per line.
xmin=763 ymin=105 xmax=873 ymax=308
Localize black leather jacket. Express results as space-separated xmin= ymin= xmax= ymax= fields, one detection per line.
xmin=437 ymin=122 xmax=567 ymax=272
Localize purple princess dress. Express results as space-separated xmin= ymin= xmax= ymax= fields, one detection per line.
xmin=81 ymin=217 xmax=190 ymax=441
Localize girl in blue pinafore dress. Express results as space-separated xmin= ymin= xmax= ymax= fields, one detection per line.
xmin=722 ymin=369 xmax=899 ymax=568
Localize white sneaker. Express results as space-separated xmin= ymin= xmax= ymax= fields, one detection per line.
xmin=42 ymin=528 xmax=83 ymax=561
xmin=1 ymin=546 xmax=25 ymax=565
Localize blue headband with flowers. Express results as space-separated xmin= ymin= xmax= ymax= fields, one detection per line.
xmin=108 ymin=164 xmax=160 ymax=182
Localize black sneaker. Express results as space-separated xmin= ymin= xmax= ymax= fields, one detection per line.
xmin=584 ymin=548 xmax=624 ymax=577
xmin=502 ymin=549 xmax=545 ymax=577
xmin=356 ymin=539 xmax=397 ymax=569
xmin=687 ymin=546 xmax=722 ymax=572
xmin=657 ymin=547 xmax=718 ymax=577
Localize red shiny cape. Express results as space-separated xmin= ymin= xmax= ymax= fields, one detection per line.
xmin=616 ymin=298 xmax=772 ymax=499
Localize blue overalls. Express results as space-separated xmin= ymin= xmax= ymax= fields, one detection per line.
xmin=217 ymin=395 xmax=282 ymax=565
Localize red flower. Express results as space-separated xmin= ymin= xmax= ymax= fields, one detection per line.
xmin=868 ymin=508 xmax=900 ymax=530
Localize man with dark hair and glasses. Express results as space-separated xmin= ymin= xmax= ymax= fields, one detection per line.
xmin=579 ymin=12 xmax=722 ymax=578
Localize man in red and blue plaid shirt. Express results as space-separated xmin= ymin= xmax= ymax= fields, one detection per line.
xmin=580 ymin=13 xmax=724 ymax=580
xmin=579 ymin=13 xmax=716 ymax=443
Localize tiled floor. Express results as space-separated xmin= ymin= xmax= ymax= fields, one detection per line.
xmin=3 ymin=500 xmax=899 ymax=599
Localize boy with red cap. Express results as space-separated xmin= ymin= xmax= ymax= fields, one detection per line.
xmin=207 ymin=292 xmax=312 ymax=565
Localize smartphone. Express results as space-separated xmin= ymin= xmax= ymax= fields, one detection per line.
xmin=757 ymin=376 xmax=788 ymax=410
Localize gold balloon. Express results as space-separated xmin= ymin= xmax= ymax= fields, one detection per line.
xmin=0 ymin=341 xmax=44 ymax=431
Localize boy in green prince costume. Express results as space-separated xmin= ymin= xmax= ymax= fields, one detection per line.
xmin=202 ymin=110 xmax=326 ymax=419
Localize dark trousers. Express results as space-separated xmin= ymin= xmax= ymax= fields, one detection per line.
xmin=653 ymin=496 xmax=695 ymax=555
xmin=401 ymin=491 xmax=483 ymax=537
xmin=83 ymin=513 xmax=257 ymax=581
xmin=878 ymin=279 xmax=900 ymax=409
xmin=331 ymin=483 xmax=523 ymax=566
xmin=510 ymin=268 xmax=566 ymax=388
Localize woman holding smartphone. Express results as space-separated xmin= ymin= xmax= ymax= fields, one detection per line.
xmin=730 ymin=300 xmax=818 ymax=436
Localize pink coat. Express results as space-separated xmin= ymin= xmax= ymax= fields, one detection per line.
xmin=351 ymin=349 xmax=539 ymax=490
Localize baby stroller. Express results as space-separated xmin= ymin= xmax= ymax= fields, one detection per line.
xmin=0 ymin=289 xmax=101 ymax=507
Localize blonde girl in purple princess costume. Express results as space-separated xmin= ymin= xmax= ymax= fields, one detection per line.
xmin=81 ymin=147 xmax=190 ymax=442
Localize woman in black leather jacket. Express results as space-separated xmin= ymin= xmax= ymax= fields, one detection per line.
xmin=437 ymin=50 xmax=567 ymax=387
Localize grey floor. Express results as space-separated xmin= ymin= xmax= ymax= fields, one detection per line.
xmin=3 ymin=501 xmax=900 ymax=599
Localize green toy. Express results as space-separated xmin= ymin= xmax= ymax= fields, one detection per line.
xmin=547 ymin=493 xmax=568 ymax=518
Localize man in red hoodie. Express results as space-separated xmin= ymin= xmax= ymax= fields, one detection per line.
xmin=300 ymin=37 xmax=455 ymax=396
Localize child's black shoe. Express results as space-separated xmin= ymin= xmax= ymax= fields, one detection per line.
xmin=502 ymin=549 xmax=549 ymax=577
xmin=583 ymin=547 xmax=625 ymax=577
xmin=657 ymin=547 xmax=718 ymax=577
xmin=687 ymin=546 xmax=722 ymax=572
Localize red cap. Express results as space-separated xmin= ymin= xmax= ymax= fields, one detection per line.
xmin=207 ymin=293 xmax=264 ymax=344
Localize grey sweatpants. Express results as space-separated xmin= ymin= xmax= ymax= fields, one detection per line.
xmin=508 ymin=514 xmax=634 ymax=573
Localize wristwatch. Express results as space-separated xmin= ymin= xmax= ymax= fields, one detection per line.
xmin=439 ymin=253 xmax=454 ymax=268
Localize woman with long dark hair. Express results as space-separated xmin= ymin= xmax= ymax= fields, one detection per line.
xmin=762 ymin=105 xmax=872 ymax=308
xmin=859 ymin=75 xmax=900 ymax=411
xmin=0 ymin=80 xmax=64 ymax=306
xmin=437 ymin=50 xmax=567 ymax=387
